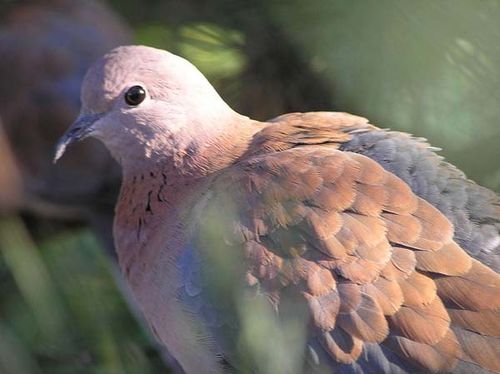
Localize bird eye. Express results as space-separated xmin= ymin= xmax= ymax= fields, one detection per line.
xmin=125 ymin=85 xmax=146 ymax=106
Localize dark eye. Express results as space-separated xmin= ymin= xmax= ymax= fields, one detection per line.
xmin=125 ymin=85 xmax=146 ymax=106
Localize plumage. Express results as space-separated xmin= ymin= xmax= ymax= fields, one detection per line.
xmin=56 ymin=46 xmax=500 ymax=373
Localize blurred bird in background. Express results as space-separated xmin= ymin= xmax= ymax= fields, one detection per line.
xmin=0 ymin=0 xmax=130 ymax=251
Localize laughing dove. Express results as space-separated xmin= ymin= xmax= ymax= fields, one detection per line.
xmin=55 ymin=46 xmax=500 ymax=374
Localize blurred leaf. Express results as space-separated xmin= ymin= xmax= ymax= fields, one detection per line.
xmin=135 ymin=24 xmax=177 ymax=50
xmin=135 ymin=21 xmax=246 ymax=82
xmin=179 ymin=23 xmax=246 ymax=79
xmin=0 ymin=323 xmax=41 ymax=374
xmin=0 ymin=217 xmax=69 ymax=347
xmin=237 ymin=294 xmax=307 ymax=374
xmin=0 ymin=219 xmax=168 ymax=373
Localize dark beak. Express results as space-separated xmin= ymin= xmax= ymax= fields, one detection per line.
xmin=53 ymin=113 xmax=102 ymax=163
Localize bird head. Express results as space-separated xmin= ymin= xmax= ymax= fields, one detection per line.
xmin=54 ymin=45 xmax=239 ymax=172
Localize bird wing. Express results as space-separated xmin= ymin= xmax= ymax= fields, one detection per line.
xmin=181 ymin=112 xmax=500 ymax=373
xmin=340 ymin=125 xmax=500 ymax=273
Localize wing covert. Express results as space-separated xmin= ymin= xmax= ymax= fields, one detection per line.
xmin=186 ymin=117 xmax=500 ymax=373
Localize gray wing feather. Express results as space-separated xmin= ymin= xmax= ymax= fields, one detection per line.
xmin=341 ymin=130 xmax=500 ymax=272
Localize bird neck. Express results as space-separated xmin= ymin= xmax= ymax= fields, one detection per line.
xmin=117 ymin=112 xmax=263 ymax=179
xmin=113 ymin=115 xmax=264 ymax=270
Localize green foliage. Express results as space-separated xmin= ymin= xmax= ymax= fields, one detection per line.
xmin=135 ymin=22 xmax=246 ymax=81
xmin=194 ymin=193 xmax=309 ymax=374
xmin=0 ymin=218 xmax=168 ymax=374
xmin=268 ymin=0 xmax=500 ymax=191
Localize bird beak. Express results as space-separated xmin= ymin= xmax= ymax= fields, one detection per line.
xmin=53 ymin=113 xmax=102 ymax=163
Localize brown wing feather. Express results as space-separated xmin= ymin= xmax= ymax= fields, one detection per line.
xmin=199 ymin=114 xmax=500 ymax=372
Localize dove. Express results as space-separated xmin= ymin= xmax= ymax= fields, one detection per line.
xmin=55 ymin=45 xmax=500 ymax=374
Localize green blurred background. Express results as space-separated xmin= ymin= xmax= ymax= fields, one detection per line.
xmin=0 ymin=1 xmax=499 ymax=373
